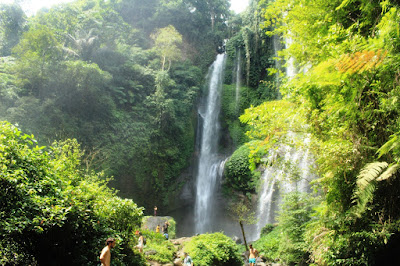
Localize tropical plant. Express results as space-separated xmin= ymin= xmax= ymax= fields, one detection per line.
xmin=184 ymin=232 xmax=242 ymax=266
xmin=0 ymin=121 xmax=145 ymax=265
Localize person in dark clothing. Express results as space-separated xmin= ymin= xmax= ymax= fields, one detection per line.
xmin=162 ymin=221 xmax=170 ymax=240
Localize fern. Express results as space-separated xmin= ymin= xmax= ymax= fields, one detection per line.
xmin=351 ymin=133 xmax=400 ymax=217
xmin=378 ymin=133 xmax=400 ymax=159
xmin=352 ymin=162 xmax=388 ymax=217
xmin=377 ymin=164 xmax=400 ymax=181
xmin=356 ymin=162 xmax=388 ymax=190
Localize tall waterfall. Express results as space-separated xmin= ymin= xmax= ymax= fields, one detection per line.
xmin=195 ymin=53 xmax=227 ymax=234
xmin=251 ymin=133 xmax=315 ymax=240
xmin=235 ymin=49 xmax=241 ymax=111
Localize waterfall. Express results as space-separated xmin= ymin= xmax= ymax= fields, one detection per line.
xmin=285 ymin=35 xmax=296 ymax=79
xmin=195 ymin=53 xmax=227 ymax=234
xmin=252 ymin=133 xmax=316 ymax=240
xmin=272 ymin=35 xmax=283 ymax=82
xmin=235 ymin=49 xmax=241 ymax=111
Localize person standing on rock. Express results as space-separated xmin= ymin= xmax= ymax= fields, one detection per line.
xmin=156 ymin=224 xmax=160 ymax=233
xmin=248 ymin=244 xmax=258 ymax=266
xmin=183 ymin=252 xmax=194 ymax=266
xmin=99 ymin=237 xmax=116 ymax=266
xmin=154 ymin=206 xmax=157 ymax=216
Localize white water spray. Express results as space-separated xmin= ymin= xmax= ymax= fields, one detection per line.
xmin=195 ymin=54 xmax=227 ymax=234
xmin=235 ymin=49 xmax=241 ymax=111
xmin=252 ymin=133 xmax=316 ymax=240
xmin=285 ymin=36 xmax=296 ymax=79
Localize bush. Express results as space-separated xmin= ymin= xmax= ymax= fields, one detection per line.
xmin=261 ymin=224 xmax=275 ymax=236
xmin=253 ymin=226 xmax=281 ymax=263
xmin=277 ymin=192 xmax=314 ymax=265
xmin=224 ymin=145 xmax=256 ymax=193
xmin=141 ymin=229 xmax=176 ymax=264
xmin=184 ymin=232 xmax=242 ymax=266
xmin=0 ymin=121 xmax=145 ymax=265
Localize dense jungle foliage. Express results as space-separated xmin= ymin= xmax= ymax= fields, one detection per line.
xmin=0 ymin=122 xmax=146 ymax=265
xmin=0 ymin=0 xmax=233 ymax=212
xmin=234 ymin=0 xmax=400 ymax=265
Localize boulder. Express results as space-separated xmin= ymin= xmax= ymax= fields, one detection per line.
xmin=173 ymin=258 xmax=183 ymax=266
xmin=175 ymin=249 xmax=185 ymax=259
xmin=171 ymin=237 xmax=192 ymax=246
xmin=142 ymin=216 xmax=173 ymax=232
xmin=231 ymin=235 xmax=242 ymax=244
xmin=145 ymin=250 xmax=158 ymax=256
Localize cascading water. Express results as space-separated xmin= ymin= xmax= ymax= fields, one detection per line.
xmin=195 ymin=53 xmax=227 ymax=234
xmin=235 ymin=49 xmax=241 ymax=111
xmin=251 ymin=133 xmax=316 ymax=240
xmin=285 ymin=35 xmax=296 ymax=79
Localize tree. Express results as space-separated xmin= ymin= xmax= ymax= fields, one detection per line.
xmin=228 ymin=199 xmax=257 ymax=251
xmin=12 ymin=24 xmax=62 ymax=98
xmin=277 ymin=192 xmax=313 ymax=265
xmin=63 ymin=29 xmax=98 ymax=61
xmin=0 ymin=3 xmax=26 ymax=56
xmin=0 ymin=121 xmax=145 ymax=265
xmin=151 ymin=25 xmax=183 ymax=71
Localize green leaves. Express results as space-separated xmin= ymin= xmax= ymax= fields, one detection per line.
xmin=0 ymin=122 xmax=144 ymax=264
xmin=185 ymin=233 xmax=242 ymax=266
xmin=151 ymin=25 xmax=183 ymax=71
xmin=224 ymin=145 xmax=255 ymax=193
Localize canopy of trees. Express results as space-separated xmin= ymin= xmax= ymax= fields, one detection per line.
xmin=0 ymin=0 xmax=231 ymax=212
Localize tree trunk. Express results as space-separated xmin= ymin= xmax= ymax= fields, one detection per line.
xmin=240 ymin=220 xmax=249 ymax=251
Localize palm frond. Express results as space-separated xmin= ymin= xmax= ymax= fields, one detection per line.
xmin=62 ymin=47 xmax=79 ymax=57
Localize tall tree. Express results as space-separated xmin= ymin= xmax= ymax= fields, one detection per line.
xmin=0 ymin=3 xmax=26 ymax=56
xmin=151 ymin=25 xmax=183 ymax=71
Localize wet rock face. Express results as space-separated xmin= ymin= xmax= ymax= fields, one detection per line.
xmin=143 ymin=216 xmax=173 ymax=231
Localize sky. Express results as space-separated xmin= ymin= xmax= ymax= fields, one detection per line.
xmin=230 ymin=0 xmax=249 ymax=14
xmin=1 ymin=0 xmax=249 ymax=15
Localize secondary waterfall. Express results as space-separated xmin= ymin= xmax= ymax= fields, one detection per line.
xmin=251 ymin=133 xmax=316 ymax=240
xmin=195 ymin=53 xmax=227 ymax=234
xmin=235 ymin=49 xmax=241 ymax=111
xmin=285 ymin=36 xmax=296 ymax=79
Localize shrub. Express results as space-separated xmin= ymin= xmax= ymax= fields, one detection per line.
xmin=253 ymin=226 xmax=281 ymax=263
xmin=141 ymin=229 xmax=176 ymax=263
xmin=0 ymin=121 xmax=145 ymax=265
xmin=261 ymin=224 xmax=275 ymax=236
xmin=224 ymin=145 xmax=256 ymax=193
xmin=184 ymin=232 xmax=242 ymax=266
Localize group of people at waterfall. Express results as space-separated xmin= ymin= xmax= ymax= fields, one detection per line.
xmin=99 ymin=234 xmax=258 ymax=266
xmin=98 ymin=205 xmax=257 ymax=266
